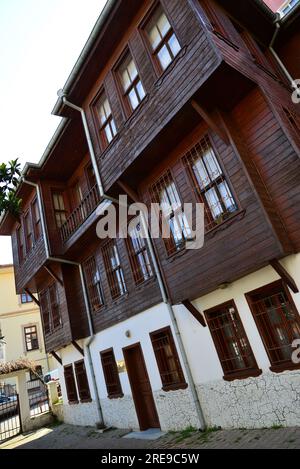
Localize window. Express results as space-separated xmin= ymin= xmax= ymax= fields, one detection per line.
xmin=204 ymin=301 xmax=260 ymax=380
xmin=83 ymin=256 xmax=104 ymax=312
xmin=150 ymin=327 xmax=187 ymax=391
xmin=31 ymin=198 xmax=41 ymax=241
xmin=95 ymin=91 xmax=117 ymax=149
xmin=16 ymin=225 xmax=25 ymax=264
xmin=100 ymin=349 xmax=123 ymax=398
xmin=24 ymin=325 xmax=39 ymax=351
xmin=144 ymin=3 xmax=181 ymax=73
xmin=52 ymin=191 xmax=68 ymax=228
xmin=64 ymin=365 xmax=78 ymax=404
xmin=102 ymin=240 xmax=127 ymax=300
xmin=183 ymin=136 xmax=238 ymax=231
xmin=246 ymin=281 xmax=300 ymax=372
xmin=29 ymin=366 xmax=42 ymax=381
xmin=24 ymin=211 xmax=34 ymax=253
xmin=150 ymin=170 xmax=192 ymax=255
xmin=21 ymin=292 xmax=33 ymax=304
xmin=74 ymin=360 xmax=91 ymax=402
xmin=117 ymin=52 xmax=145 ymax=115
xmin=127 ymin=221 xmax=153 ymax=285
xmin=39 ymin=284 xmax=61 ymax=335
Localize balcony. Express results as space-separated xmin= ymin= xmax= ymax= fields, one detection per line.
xmin=60 ymin=184 xmax=100 ymax=243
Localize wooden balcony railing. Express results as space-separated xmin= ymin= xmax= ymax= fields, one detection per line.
xmin=60 ymin=184 xmax=100 ymax=243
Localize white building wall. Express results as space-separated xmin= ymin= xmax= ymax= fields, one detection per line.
xmin=57 ymin=303 xmax=199 ymax=431
xmin=174 ymin=253 xmax=300 ymax=429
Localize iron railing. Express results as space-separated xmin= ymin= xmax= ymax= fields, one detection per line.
xmin=27 ymin=379 xmax=49 ymax=417
xmin=60 ymin=185 xmax=100 ymax=243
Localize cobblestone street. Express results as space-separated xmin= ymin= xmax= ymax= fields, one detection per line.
xmin=1 ymin=424 xmax=300 ymax=449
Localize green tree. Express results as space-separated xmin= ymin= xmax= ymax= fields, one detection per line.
xmin=0 ymin=159 xmax=22 ymax=218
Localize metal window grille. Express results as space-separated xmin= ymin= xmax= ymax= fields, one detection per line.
xmin=31 ymin=198 xmax=41 ymax=241
xmin=127 ymin=221 xmax=153 ymax=285
xmin=52 ymin=192 xmax=68 ymax=228
xmin=205 ymin=301 xmax=258 ymax=377
xmin=100 ymin=349 xmax=123 ymax=398
xmin=74 ymin=360 xmax=91 ymax=402
xmin=24 ymin=211 xmax=34 ymax=252
xmin=150 ymin=327 xmax=186 ymax=389
xmin=150 ymin=170 xmax=191 ymax=255
xmin=102 ymin=240 xmax=127 ymax=300
xmin=247 ymin=281 xmax=300 ymax=367
xmin=16 ymin=225 xmax=25 ymax=264
xmin=39 ymin=284 xmax=61 ymax=335
xmin=83 ymin=256 xmax=104 ymax=312
xmin=183 ymin=135 xmax=238 ymax=231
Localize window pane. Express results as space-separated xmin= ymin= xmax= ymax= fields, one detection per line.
xmin=104 ymin=123 xmax=113 ymax=143
xmin=128 ymin=88 xmax=139 ymax=110
xmin=127 ymin=59 xmax=138 ymax=82
xmin=136 ymin=80 xmax=146 ymax=101
xmin=157 ymin=44 xmax=172 ymax=70
xmin=111 ymin=119 xmax=117 ymax=137
xmin=218 ymin=181 xmax=237 ymax=212
xmin=203 ymin=148 xmax=222 ymax=181
xmin=193 ymin=158 xmax=210 ymax=189
xmin=205 ymin=187 xmax=223 ymax=219
xmin=168 ymin=33 xmax=181 ymax=57
xmin=148 ymin=25 xmax=161 ymax=50
xmin=157 ymin=12 xmax=171 ymax=38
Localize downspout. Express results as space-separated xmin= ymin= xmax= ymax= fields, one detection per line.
xmin=269 ymin=16 xmax=299 ymax=92
xmin=22 ymin=178 xmax=104 ymax=427
xmin=60 ymin=94 xmax=206 ymax=430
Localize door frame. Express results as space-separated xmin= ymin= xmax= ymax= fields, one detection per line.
xmin=123 ymin=342 xmax=160 ymax=430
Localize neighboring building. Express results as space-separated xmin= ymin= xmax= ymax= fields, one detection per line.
xmin=1 ymin=0 xmax=300 ymax=431
xmin=0 ymin=265 xmax=51 ymax=381
xmin=264 ymin=0 xmax=286 ymax=12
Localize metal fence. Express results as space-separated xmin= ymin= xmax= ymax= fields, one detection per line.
xmin=0 ymin=384 xmax=21 ymax=442
xmin=27 ymin=379 xmax=49 ymax=417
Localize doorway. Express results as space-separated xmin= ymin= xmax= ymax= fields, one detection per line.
xmin=123 ymin=343 xmax=160 ymax=430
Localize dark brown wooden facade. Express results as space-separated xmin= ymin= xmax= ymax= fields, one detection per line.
xmin=1 ymin=0 xmax=300 ymax=353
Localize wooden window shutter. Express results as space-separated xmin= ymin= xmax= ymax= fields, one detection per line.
xmin=64 ymin=365 xmax=78 ymax=403
xmin=100 ymin=349 xmax=123 ymax=398
xmin=39 ymin=290 xmax=50 ymax=335
xmin=74 ymin=360 xmax=91 ymax=402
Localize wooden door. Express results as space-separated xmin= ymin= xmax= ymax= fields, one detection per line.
xmin=123 ymin=343 xmax=160 ymax=430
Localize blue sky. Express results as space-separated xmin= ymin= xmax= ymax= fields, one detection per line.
xmin=0 ymin=0 xmax=106 ymax=264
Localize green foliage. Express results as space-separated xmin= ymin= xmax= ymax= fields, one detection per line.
xmin=0 ymin=159 xmax=22 ymax=218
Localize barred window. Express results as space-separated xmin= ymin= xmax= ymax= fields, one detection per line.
xmin=127 ymin=221 xmax=153 ymax=285
xmin=95 ymin=91 xmax=117 ymax=149
xmin=100 ymin=349 xmax=123 ymax=398
xmin=102 ymin=240 xmax=127 ymax=300
xmin=83 ymin=256 xmax=104 ymax=312
xmin=246 ymin=281 xmax=300 ymax=371
xmin=39 ymin=283 xmax=61 ymax=335
xmin=64 ymin=365 xmax=78 ymax=404
xmin=144 ymin=4 xmax=181 ymax=73
xmin=150 ymin=170 xmax=192 ymax=255
xmin=150 ymin=327 xmax=187 ymax=391
xmin=117 ymin=51 xmax=145 ymax=115
xmin=204 ymin=301 xmax=260 ymax=380
xmin=74 ymin=360 xmax=91 ymax=402
xmin=183 ymin=136 xmax=238 ymax=231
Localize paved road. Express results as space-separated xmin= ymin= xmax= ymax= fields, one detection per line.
xmin=1 ymin=424 xmax=300 ymax=449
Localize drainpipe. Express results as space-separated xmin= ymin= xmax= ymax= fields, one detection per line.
xmin=57 ymin=90 xmax=104 ymax=198
xmin=269 ymin=17 xmax=299 ymax=93
xmin=22 ymin=178 xmax=104 ymax=427
xmin=60 ymin=94 xmax=207 ymax=430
